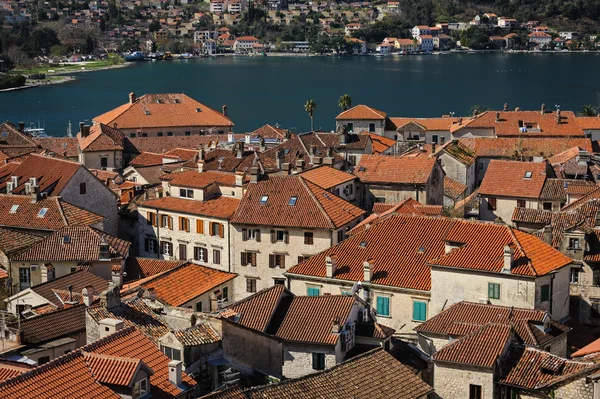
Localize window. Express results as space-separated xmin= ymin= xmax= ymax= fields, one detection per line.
xmin=276 ymin=230 xmax=286 ymax=242
xmin=196 ymin=301 xmax=203 ymax=311
xmin=180 ymin=188 xmax=193 ymax=198
xmin=347 ymin=123 xmax=353 ymax=132
xmin=146 ymin=212 xmax=156 ymax=226
xmin=145 ymin=238 xmax=157 ymax=253
xmin=569 ymin=238 xmax=581 ymax=249
xmin=194 ymin=247 xmax=208 ymax=262
xmin=162 ymin=346 xmax=181 ymax=361
xmin=469 ymin=384 xmax=482 ymax=399
xmin=37 ymin=356 xmax=50 ymax=365
xmin=487 ymin=197 xmax=497 ymax=211
xmin=570 ymin=268 xmax=579 ymax=284
xmin=269 ymin=254 xmax=286 ymax=269
xmin=298 ymin=255 xmax=307 ymax=264
xmin=478 ymin=162 xmax=484 ymax=171
xmin=307 ymin=286 xmax=320 ymax=296
xmin=375 ymin=197 xmax=386 ymax=203
xmin=241 ymin=251 xmax=257 ymax=266
xmin=431 ymin=134 xmax=438 ymax=144
xmin=79 ymin=183 xmax=86 ymax=194
xmin=213 ymin=249 xmax=221 ymax=264
xmin=178 ymin=244 xmax=187 ymax=260
xmin=19 ymin=267 xmax=31 ymax=291
xmin=594 ymin=269 xmax=600 ymax=286
xmin=210 ymin=222 xmax=222 ymax=237
xmin=488 ymin=283 xmax=500 ymax=299
xmin=524 ymin=171 xmax=532 ymax=178
xmin=37 ymin=208 xmax=48 ymax=218
xmin=167 ymin=132 xmax=173 ymax=136
xmin=160 ymin=241 xmax=173 ymax=256
xmin=304 ymin=232 xmax=314 ymax=245
xmin=142 ymin=133 xmax=148 ymax=137
xmin=540 ymin=284 xmax=550 ymax=302
xmin=179 ymin=217 xmax=190 ymax=232
xmin=274 ymin=278 xmax=285 ymax=285
xmin=543 ymin=202 xmax=552 ymax=210
xmin=133 ymin=378 xmax=148 ymax=398
xmin=260 ymin=195 xmax=269 ymax=205
xmin=413 ymin=300 xmax=427 ymax=322
xmin=157 ymin=132 xmax=163 ymax=137
xmin=369 ymin=123 xmax=375 ymax=133
xmin=185 ymin=131 xmax=191 ymax=136
xmin=517 ymin=199 xmax=526 ymax=208
xmin=348 ymin=155 xmax=357 ymax=166
xmin=440 ymin=136 xmax=446 ymax=144
xmin=130 ymin=133 xmax=136 ymax=138
xmin=288 ymin=196 xmax=298 ymax=206
xmin=376 ymin=296 xmax=390 ymax=317
xmin=246 ymin=278 xmax=257 ymax=293
xmin=222 ymin=286 xmax=229 ymax=302
xmin=337 ymin=230 xmax=344 ymax=243
xmin=248 ymin=229 xmax=259 ymax=240
xmin=100 ymin=157 xmax=108 ymax=168
xmin=9 ymin=204 xmax=18 ymax=214
xmin=312 ymin=353 xmax=325 ymax=370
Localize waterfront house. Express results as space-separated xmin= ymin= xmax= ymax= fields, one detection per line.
xmin=344 ymin=22 xmax=361 ymax=36
xmin=77 ymin=122 xmax=125 ymax=171
xmin=233 ymin=36 xmax=259 ymax=53
xmin=528 ymin=31 xmax=552 ymax=48
xmin=93 ymin=92 xmax=234 ymax=138
xmin=418 ymin=35 xmax=433 ymax=52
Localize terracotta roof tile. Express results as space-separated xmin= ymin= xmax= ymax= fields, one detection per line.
xmin=432 ymin=323 xmax=513 ymax=368
xmin=539 ymin=179 xmax=595 ymax=201
xmin=336 ymin=104 xmax=387 ymax=120
xmin=547 ymin=146 xmax=583 ymax=165
xmin=165 ymin=170 xmax=236 ymax=189
xmin=0 ymin=361 xmax=31 ymax=382
xmin=577 ymin=116 xmax=600 ymax=129
xmin=27 ymin=270 xmax=110 ymax=308
xmin=94 ymin=93 xmax=234 ymax=129
xmin=299 ymin=166 xmax=356 ymax=190
xmin=444 ymin=176 xmax=467 ymax=200
xmin=355 ymin=155 xmax=436 ymax=185
xmin=78 ymin=123 xmax=124 ymax=152
xmin=82 ymin=352 xmax=148 ymax=387
xmin=415 ymin=301 xmax=569 ymax=347
xmin=459 ymin=137 xmax=593 ymax=159
xmin=141 ymin=262 xmax=236 ymax=307
xmin=364 ymin=133 xmax=396 ymax=154
xmin=249 ymin=124 xmax=287 ymax=139
xmin=0 ymin=227 xmax=44 ymax=256
xmin=124 ymin=257 xmax=184 ymax=281
xmin=14 ymin=225 xmax=130 ymax=261
xmin=130 ymin=151 xmax=166 ymax=167
xmin=231 ymin=176 xmax=364 ymax=229
xmin=172 ymin=323 xmax=222 ymax=346
xmin=225 ymin=284 xmax=290 ymax=332
xmin=500 ymin=347 xmax=599 ymax=389
xmin=125 ymin=135 xmax=219 ymax=155
xmin=140 ymin=196 xmax=240 ymax=219
xmin=572 ymin=337 xmax=600 ymax=357
xmin=389 ymin=117 xmax=459 ymax=132
xmin=0 ymin=122 xmax=39 ymax=147
xmin=12 ymin=305 xmax=86 ymax=344
xmin=34 ymin=137 xmax=79 ymax=159
xmin=350 ymin=198 xmax=442 ymax=234
xmin=441 ymin=140 xmax=477 ymax=166
xmin=479 ymin=160 xmax=548 ymax=199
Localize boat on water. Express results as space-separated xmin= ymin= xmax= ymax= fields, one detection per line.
xmin=163 ymin=52 xmax=173 ymax=60
xmin=123 ymin=51 xmax=145 ymax=61
xmin=146 ymin=52 xmax=164 ymax=60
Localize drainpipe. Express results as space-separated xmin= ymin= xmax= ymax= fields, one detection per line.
xmin=155 ymin=208 xmax=161 ymax=260
xmin=227 ymin=223 xmax=231 ymax=273
xmin=549 ymin=272 xmax=555 ymax=316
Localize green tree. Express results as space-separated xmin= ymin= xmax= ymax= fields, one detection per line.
xmin=304 ymin=99 xmax=317 ymax=132
xmin=25 ymin=27 xmax=60 ymax=56
xmin=338 ymin=94 xmax=352 ymax=111
xmin=580 ymin=104 xmax=597 ymax=116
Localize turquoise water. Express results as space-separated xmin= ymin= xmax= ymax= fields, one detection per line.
xmin=1 ymin=53 xmax=600 ymax=136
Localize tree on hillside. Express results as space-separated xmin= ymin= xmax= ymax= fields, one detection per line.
xmin=338 ymin=94 xmax=352 ymax=111
xmin=305 ymin=99 xmax=317 ymax=132
xmin=25 ymin=27 xmax=60 ymax=56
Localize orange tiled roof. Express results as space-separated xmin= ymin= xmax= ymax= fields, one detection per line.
xmin=82 ymin=352 xmax=149 ymax=387
xmin=249 ymin=124 xmax=287 ymax=139
xmin=0 ymin=227 xmax=44 ymax=256
xmin=364 ymin=133 xmax=396 ymax=154
xmin=355 ymin=155 xmax=436 ymax=184
xmin=0 ymin=195 xmax=103 ymax=231
xmin=124 ymin=257 xmax=184 ymax=281
xmin=573 ymin=337 xmax=600 ymax=357
xmin=78 ymin=123 xmax=124 ymax=152
xmin=230 ymin=175 xmax=365 ymax=229
xmin=125 ymin=135 xmax=219 ymax=155
xmin=336 ymin=105 xmax=387 ymax=120
xmin=94 ymin=93 xmax=234 ymax=129
xmin=577 ymin=116 xmax=600 ymax=129
xmin=29 ymin=270 xmax=110 ymax=308
xmin=13 ymin=305 xmax=86 ymax=345
xmin=0 ymin=361 xmax=31 ymax=383
xmin=478 ymin=160 xmax=548 ymax=199
xmin=299 ymin=165 xmax=355 ymax=190
xmin=173 ymin=323 xmax=221 ymax=346
xmin=288 ymin=214 xmax=573 ymax=291
xmin=225 ymin=284 xmax=290 ymax=332
xmin=166 ymin=170 xmax=236 ymax=189
xmin=35 ymin=137 xmax=79 ymax=159
xmin=440 ymin=140 xmax=476 ymax=166
xmin=389 ymin=117 xmax=458 ymax=131
xmin=547 ymin=146 xmax=582 ymax=165
xmin=141 ymin=262 xmax=236 ymax=307
xmin=129 ymin=151 xmax=165 ymax=167
xmin=444 ymin=176 xmax=467 ymax=200
xmin=458 ymin=137 xmax=593 ymax=159
xmin=432 ymin=323 xmax=513 ymax=368
xmin=140 ymin=196 xmax=240 ymax=219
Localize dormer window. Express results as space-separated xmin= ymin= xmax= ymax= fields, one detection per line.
xmin=196 ymin=107 xmax=201 ymax=112
xmin=569 ymin=238 xmax=580 ymax=249
xmin=173 ymin=98 xmax=180 ymax=104
xmin=288 ymin=196 xmax=297 ymax=206
xmin=63 ymin=236 xmax=71 ymax=244
xmin=524 ymin=171 xmax=532 ymax=178
xmin=144 ymin=110 xmax=151 ymax=115
xmin=133 ymin=378 xmax=148 ymax=398
xmin=9 ymin=204 xmax=18 ymax=214
xmin=37 ymin=208 xmax=48 ymax=218
xmin=259 ymin=195 xmax=268 ymax=205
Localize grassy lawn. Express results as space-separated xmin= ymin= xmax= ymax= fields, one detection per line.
xmin=12 ymin=55 xmax=126 ymax=76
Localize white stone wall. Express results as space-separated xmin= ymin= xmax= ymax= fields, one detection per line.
xmin=60 ymin=167 xmax=119 ymax=235
xmin=81 ymin=150 xmax=123 ymax=171
xmin=479 ymin=195 xmax=539 ymax=226
xmin=335 ymin=119 xmax=386 ymax=137
xmin=534 ymin=266 xmax=571 ymax=321
xmin=430 ymin=266 xmax=537 ymax=317
xmin=180 ymin=280 xmax=234 ymax=311
xmin=439 ymin=152 xmax=476 ymax=195
xmin=433 ymin=364 xmax=495 ymax=399
xmin=117 ymin=125 xmax=233 ymax=138
xmin=282 ymin=343 xmax=339 ymax=379
xmin=137 ymin=205 xmax=232 ymax=273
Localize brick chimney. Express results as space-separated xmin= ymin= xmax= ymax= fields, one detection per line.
xmin=222 ymin=104 xmax=228 ymax=117
xmin=249 ymin=166 xmax=260 ymax=183
xmin=18 ymin=121 xmax=25 ymax=133
xmin=168 ymin=360 xmax=183 ymax=386
xmin=363 ymin=259 xmax=373 ymax=283
xmin=129 ymin=92 xmax=136 ymax=104
xmin=326 ymin=255 xmax=337 ymax=278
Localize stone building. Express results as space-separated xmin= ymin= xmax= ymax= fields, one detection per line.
xmin=77 ymin=122 xmax=125 ymax=171
xmin=229 ymin=174 xmax=365 ymax=301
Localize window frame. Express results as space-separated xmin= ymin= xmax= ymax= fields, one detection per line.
xmin=540 ymin=284 xmax=550 ymax=302
xmin=304 ymin=231 xmax=314 ymax=245
xmin=307 ymin=286 xmax=321 ymax=297
xmin=487 ymin=197 xmax=497 ymax=211
xmin=376 ymin=296 xmax=390 ymax=317
xmin=246 ymin=278 xmax=257 ymax=293
xmin=570 ymin=268 xmax=579 ymax=284
xmin=79 ymin=182 xmax=86 ymax=195
xmin=312 ymin=353 xmax=325 ymax=370
xmin=412 ymin=300 xmax=427 ymax=322
xmin=488 ymin=282 xmax=500 ymax=299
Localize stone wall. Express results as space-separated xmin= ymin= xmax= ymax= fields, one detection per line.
xmin=282 ymin=343 xmax=338 ymax=379
xmin=433 ymin=363 xmax=495 ymax=399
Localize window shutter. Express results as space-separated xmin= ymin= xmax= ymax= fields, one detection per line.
xmin=152 ymin=213 xmax=157 ymax=227
xmin=168 ymin=216 xmax=173 ymax=230
xmin=185 ymin=218 xmax=190 ymax=232
xmin=251 ymin=253 xmax=257 ymax=266
xmin=146 ymin=212 xmax=152 ymax=225
xmin=255 ymin=229 xmax=261 ymax=242
xmin=413 ymin=302 xmax=420 ymax=321
xmin=384 ymin=298 xmax=389 ymax=316
xmin=197 ymin=219 xmax=203 ymax=234
xmin=241 ymin=252 xmax=247 ymax=266
xmin=242 ymin=229 xmax=248 ymax=241
xmin=270 ymin=230 xmax=276 ymax=243
xmin=280 ymin=256 xmax=285 ymax=269
xmin=219 ymin=223 xmax=224 ymax=238
xmin=153 ymin=240 xmax=158 ymax=253
xmin=488 ymin=283 xmax=493 ymax=298
xmin=377 ymin=297 xmax=384 ymax=314
xmin=144 ymin=237 xmax=149 ymax=251
xmin=178 ymin=217 xmax=183 ymax=230
xmin=209 ymin=222 xmax=214 ymax=236
xmin=269 ymin=254 xmax=275 ymax=268
xmin=284 ymin=231 xmax=289 ymax=244
xmin=160 ymin=216 xmax=165 ymax=228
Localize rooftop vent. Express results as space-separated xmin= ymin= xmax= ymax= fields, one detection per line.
xmin=144 ymin=110 xmax=151 ymax=115
xmin=359 ymin=241 xmax=368 ymax=248
xmin=417 ymin=246 xmax=425 ymax=253
xmin=196 ymin=108 xmax=201 ymax=112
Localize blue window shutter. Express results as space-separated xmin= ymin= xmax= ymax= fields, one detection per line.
xmin=376 ymin=297 xmax=384 ymax=314
xmin=307 ymin=287 xmax=320 ymax=297
xmin=414 ymin=301 xmax=426 ymax=321
xmin=413 ymin=301 xmax=419 ymax=320
xmin=383 ymin=297 xmax=389 ymax=316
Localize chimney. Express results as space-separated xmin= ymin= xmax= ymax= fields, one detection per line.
xmin=222 ymin=104 xmax=228 ymax=117
xmin=258 ymin=136 xmax=265 ymax=151
xmin=209 ymin=292 xmax=218 ymax=311
xmin=245 ymin=133 xmax=251 ymax=144
xmin=431 ymin=143 xmax=436 ymax=154
xmin=111 ymin=266 xmax=122 ymax=287
xmin=295 ymin=159 xmax=305 ymax=174
xmin=556 ymin=109 xmax=561 ymax=124
xmin=542 ymin=225 xmax=553 ymax=245
xmin=282 ymin=162 xmax=291 ymax=174
xmin=284 ymin=130 xmax=291 ymax=141
xmin=326 ymin=255 xmax=337 ymax=278
xmin=197 ymin=161 xmax=204 ymax=173
xmin=495 ymin=112 xmax=500 ymax=122
xmin=363 ymin=259 xmax=373 ymax=283
xmin=99 ymin=318 xmax=124 ymax=338
xmin=541 ymin=103 xmax=546 ymax=114
xmin=339 ymin=130 xmax=347 ymax=145
xmin=503 ymin=245 xmax=514 ymax=273
xmin=331 ymin=317 xmax=341 ymax=334
xmin=236 ymin=142 xmax=244 ymax=159
xmin=457 ymin=117 xmax=463 ymax=125
xmin=30 ymin=184 xmax=40 ymax=203
xmin=66 ymin=284 xmax=77 ymax=305
xmin=595 ymin=210 xmax=600 ymax=227
xmin=18 ymin=121 xmax=25 ymax=133
xmin=310 ymin=145 xmax=317 ymax=156
xmin=82 ymin=286 xmax=94 ymax=306
xmin=144 ymin=287 xmax=156 ymax=302
xmin=129 ymin=92 xmax=136 ymax=104
xmin=235 ymin=171 xmax=244 ymax=187
xmin=249 ymin=166 xmax=260 ymax=183
xmin=198 ymin=147 xmax=205 ymax=161
xmin=100 ymin=283 xmax=121 ymax=309
xmin=503 ymin=103 xmax=509 ymax=111
xmin=275 ymin=149 xmax=284 ymax=169
xmin=168 ymin=360 xmax=183 ymax=387
xmin=515 ymin=107 xmax=520 ymax=111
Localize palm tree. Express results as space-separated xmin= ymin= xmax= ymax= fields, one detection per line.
xmin=305 ymin=99 xmax=317 ymax=131
xmin=580 ymin=104 xmax=597 ymax=117
xmin=338 ymin=94 xmax=352 ymax=111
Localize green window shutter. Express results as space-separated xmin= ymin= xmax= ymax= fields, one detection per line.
xmin=413 ymin=301 xmax=426 ymax=321
xmin=488 ymin=283 xmax=500 ymax=299
xmin=307 ymin=287 xmax=320 ymax=297
xmin=377 ymin=297 xmax=390 ymax=316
